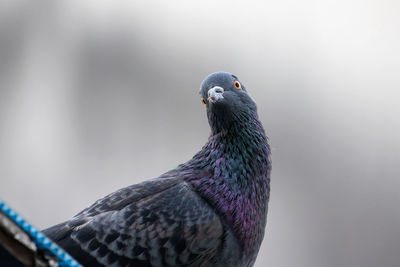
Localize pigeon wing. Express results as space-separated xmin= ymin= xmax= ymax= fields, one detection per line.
xmin=44 ymin=177 xmax=224 ymax=267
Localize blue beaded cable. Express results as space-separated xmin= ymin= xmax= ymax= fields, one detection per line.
xmin=0 ymin=199 xmax=81 ymax=267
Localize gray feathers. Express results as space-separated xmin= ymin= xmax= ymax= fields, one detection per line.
xmin=43 ymin=178 xmax=241 ymax=267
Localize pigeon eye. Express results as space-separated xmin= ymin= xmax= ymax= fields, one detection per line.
xmin=201 ymin=98 xmax=207 ymax=106
xmin=233 ymin=81 xmax=241 ymax=90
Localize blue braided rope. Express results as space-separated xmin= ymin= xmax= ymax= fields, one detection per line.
xmin=0 ymin=199 xmax=81 ymax=267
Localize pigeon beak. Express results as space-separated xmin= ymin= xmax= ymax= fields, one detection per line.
xmin=207 ymin=86 xmax=224 ymax=103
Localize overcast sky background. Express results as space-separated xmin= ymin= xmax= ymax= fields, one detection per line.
xmin=1 ymin=1 xmax=399 ymax=266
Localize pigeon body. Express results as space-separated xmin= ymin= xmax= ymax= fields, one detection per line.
xmin=43 ymin=72 xmax=271 ymax=267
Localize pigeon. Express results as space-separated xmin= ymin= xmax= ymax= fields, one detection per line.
xmin=43 ymin=72 xmax=272 ymax=267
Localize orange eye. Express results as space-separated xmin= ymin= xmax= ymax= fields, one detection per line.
xmin=233 ymin=80 xmax=241 ymax=90
xmin=201 ymin=98 xmax=206 ymax=106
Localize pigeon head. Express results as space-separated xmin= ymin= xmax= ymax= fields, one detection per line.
xmin=200 ymin=72 xmax=258 ymax=133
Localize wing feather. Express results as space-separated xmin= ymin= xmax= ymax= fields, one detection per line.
xmin=44 ymin=178 xmax=224 ymax=267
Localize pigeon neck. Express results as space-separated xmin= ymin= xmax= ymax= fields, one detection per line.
xmin=185 ymin=117 xmax=271 ymax=254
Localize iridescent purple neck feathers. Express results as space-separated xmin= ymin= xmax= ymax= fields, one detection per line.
xmin=180 ymin=116 xmax=271 ymax=255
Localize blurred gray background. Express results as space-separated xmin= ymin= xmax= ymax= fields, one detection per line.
xmin=1 ymin=0 xmax=399 ymax=266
